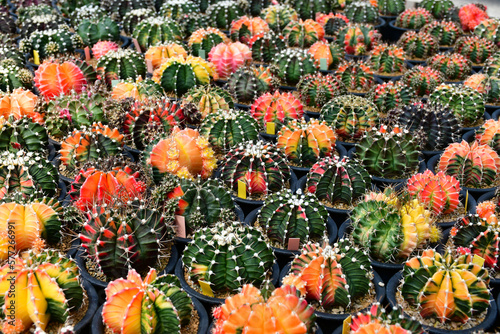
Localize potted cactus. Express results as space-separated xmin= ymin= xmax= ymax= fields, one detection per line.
xmin=456 ymin=3 xmax=489 ymax=33
xmin=389 ymin=8 xmax=434 ymax=41
xmin=368 ymin=43 xmax=407 ymax=81
xmin=0 ymin=88 xmax=41 ymax=125
xmin=297 ymin=73 xmax=347 ymax=115
xmin=230 ymin=16 xmax=270 ymax=44
xmin=315 ymin=12 xmax=349 ymax=38
xmin=144 ymin=43 xmax=188 ymax=70
xmin=336 ymin=60 xmax=376 ymax=95
xmin=336 ymin=23 xmax=381 ymax=58
xmin=308 ymin=41 xmax=344 ymax=71
xmin=226 ymin=66 xmax=277 ymax=104
xmin=77 ymin=17 xmax=120 ymax=47
xmin=283 ymin=18 xmax=325 ymax=48
xmin=426 ymin=53 xmax=472 ymax=83
xmin=97 ymin=49 xmax=146 ymax=86
xmin=367 ymin=81 xmax=413 ymax=115
xmin=454 ymin=36 xmax=498 ymax=70
xmin=0 ymin=115 xmax=49 ymax=153
xmin=181 ymin=85 xmax=234 ymax=126
xmin=188 ymin=27 xmax=229 ymax=58
xmin=206 ymin=0 xmax=245 ymax=30
xmin=344 ymin=1 xmax=381 ymax=26
xmin=484 ymin=52 xmax=500 ymax=76
xmin=261 ymin=4 xmax=299 ymax=33
xmin=474 ymin=18 xmax=500 ymax=47
xmin=419 ymin=0 xmax=455 ymax=19
xmin=397 ymin=31 xmax=439 ymax=64
xmin=401 ymin=65 xmax=445 ymax=97
xmin=476 ymin=119 xmax=500 ymax=155
xmin=464 ymin=74 xmax=500 ymax=112
xmin=272 ymin=48 xmax=320 ymax=86
xmin=421 ymin=20 xmax=462 ymax=49
xmin=249 ymin=30 xmax=287 ymax=64
xmin=209 ymin=42 xmax=252 ymax=80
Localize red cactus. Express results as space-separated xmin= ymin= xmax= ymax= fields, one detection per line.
xmin=250 ymin=91 xmax=304 ymax=131
xmin=91 ymin=41 xmax=120 ymax=60
xmin=34 ymin=60 xmax=87 ymax=101
xmin=459 ymin=4 xmax=489 ymax=32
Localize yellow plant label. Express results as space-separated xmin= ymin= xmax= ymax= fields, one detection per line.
xmin=33 ymin=50 xmax=40 ymax=65
xmin=199 ymin=280 xmax=214 ymax=297
xmin=266 ymin=122 xmax=275 ymax=135
xmin=343 ymin=315 xmax=352 ymax=334
xmin=238 ymin=180 xmax=246 ymax=199
xmin=473 ymin=255 xmax=485 ymax=267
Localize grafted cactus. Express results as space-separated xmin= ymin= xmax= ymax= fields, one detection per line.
xmin=306 ymin=156 xmax=371 ymax=207
xmin=464 ymin=73 xmax=500 ymax=106
xmin=308 ymin=41 xmax=343 ymax=70
xmin=249 ymin=30 xmax=286 ymax=63
xmin=182 ymin=222 xmax=274 ymax=293
xmin=283 ymin=19 xmax=324 ymax=48
xmin=337 ymin=23 xmax=381 ymax=55
xmin=367 ymin=81 xmax=413 ymax=115
xmin=349 ymin=304 xmax=423 ymax=334
xmin=368 ymin=44 xmax=406 ymax=75
xmin=421 ymin=20 xmax=462 ymax=46
xmin=250 ymin=91 xmax=304 ymax=132
xmin=402 ymin=65 xmax=445 ymax=97
xmin=188 ymin=27 xmax=229 ymax=58
xmin=34 ymin=60 xmax=88 ymax=101
xmin=261 ymin=4 xmax=299 ymax=32
xmin=0 ymin=116 xmax=48 ymax=153
xmin=397 ymin=31 xmax=438 ymax=60
xmin=96 ymin=49 xmax=146 ymax=86
xmin=315 ymin=12 xmax=349 ymax=36
xmin=132 ymin=17 xmax=183 ymax=51
xmin=230 ymin=16 xmax=270 ymax=44
xmin=395 ymin=8 xmax=433 ymax=29
xmin=0 ymin=89 xmax=40 ymax=123
xmin=297 ymin=73 xmax=346 ymax=108
xmin=458 ymin=3 xmax=489 ymax=32
xmin=344 ymin=1 xmax=379 ymax=24
xmin=419 ymin=0 xmax=454 ymax=20
xmin=454 ymin=36 xmax=497 ymax=65
xmin=485 ymin=52 xmax=500 ymax=76
xmin=427 ymin=53 xmax=472 ymax=81
xmin=209 ymin=42 xmax=252 ymax=80
xmin=227 ymin=66 xmax=276 ymax=103
xmin=474 ymin=18 xmax=500 ymax=47
xmin=336 ymin=60 xmax=375 ymax=93
xmin=0 ymin=64 xmax=33 ymax=93
xmin=182 ymin=85 xmax=234 ymax=122
xmin=91 ymin=41 xmax=119 ymax=60
xmin=476 ymin=119 xmax=500 ymax=155
xmin=77 ymin=17 xmax=120 ymax=46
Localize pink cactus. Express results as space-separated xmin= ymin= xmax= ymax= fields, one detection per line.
xmin=208 ymin=42 xmax=252 ymax=79
xmin=91 ymin=41 xmax=120 ymax=60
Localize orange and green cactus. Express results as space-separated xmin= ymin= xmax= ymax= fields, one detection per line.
xmin=0 ymin=250 xmax=83 ymax=333
xmin=283 ymin=19 xmax=325 ymax=48
xmin=147 ymin=127 xmax=216 ymax=183
xmin=282 ymin=239 xmax=373 ymax=309
xmin=427 ymin=53 xmax=472 ymax=81
xmin=144 ymin=43 xmax=188 ymax=70
xmin=230 ymin=16 xmax=270 ymax=44
xmin=454 ymin=36 xmax=498 ymax=65
xmin=34 ymin=59 xmax=88 ymax=101
xmin=458 ymin=4 xmax=489 ymax=32
xmin=315 ymin=12 xmax=349 ymax=36
xmin=395 ymin=8 xmax=433 ymax=29
xmin=367 ymin=81 xmax=413 ymax=114
xmin=212 ymin=284 xmax=316 ymax=334
xmin=59 ymin=123 xmax=125 ymax=171
xmin=261 ymin=4 xmax=299 ymax=32
xmin=402 ymin=248 xmax=490 ymax=324
xmin=307 ymin=41 xmax=343 ymax=70
xmin=402 ymin=65 xmax=445 ymax=97
xmin=438 ymin=140 xmax=500 ymax=188
xmin=476 ymin=119 xmax=500 ymax=155
xmin=421 ymin=20 xmax=462 ymax=47
xmin=187 ymin=27 xmax=229 ymax=58
xmin=208 ymin=42 xmax=252 ymax=80
xmin=407 ymin=170 xmax=460 ymax=216
xmin=251 ymin=90 xmax=304 ymax=132
xmin=337 ymin=23 xmax=380 ymax=55
xmin=336 ymin=60 xmax=375 ymax=93
xmin=463 ymin=73 xmax=500 ymax=106
xmin=110 ymin=78 xmax=163 ymax=102
xmin=277 ymin=118 xmax=337 ymax=167
xmin=0 ymin=89 xmax=41 ymax=124
xmin=0 ymin=198 xmax=62 ymax=261
xmin=297 ymin=73 xmax=347 ymax=108
xmin=103 ymin=269 xmax=194 ymax=334
xmin=474 ymin=18 xmax=500 ymax=47
xmin=369 ymin=44 xmax=406 ymax=75
xmin=349 ymin=304 xmax=424 ymax=334
xmin=182 ymin=85 xmax=234 ymax=121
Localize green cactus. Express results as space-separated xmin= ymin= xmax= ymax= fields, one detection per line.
xmin=336 ymin=60 xmax=375 ymax=93
xmin=368 ymin=44 xmax=406 ymax=75
xmin=421 ymin=20 xmax=462 ymax=47
xmin=395 ymin=8 xmax=434 ymax=29
xmin=183 ymin=85 xmax=234 ymax=121
xmin=377 ymin=0 xmax=405 ymax=16
xmin=454 ymin=36 xmax=498 ymax=66
xmin=100 ymin=0 xmax=154 ymax=21
xmin=226 ymin=66 xmax=277 ymax=103
xmin=97 ymin=49 xmax=146 ymax=86
xmin=0 ymin=46 xmax=24 ymax=68
xmin=272 ymin=48 xmax=319 ymax=85
xmin=122 ymin=8 xmax=155 ymax=35
xmin=77 ymin=17 xmax=120 ymax=47
xmin=19 ymin=14 xmax=65 ymax=37
xmin=260 ymin=4 xmax=299 ymax=32
xmin=419 ymin=0 xmax=454 ymax=20
xmin=297 ymin=73 xmax=347 ymax=108
xmin=344 ymin=1 xmax=379 ymax=24
xmin=188 ymin=27 xmax=228 ymax=58
xmin=285 ymin=0 xmax=331 ymax=20
xmin=159 ymin=0 xmax=198 ymax=19
xmin=485 ymin=52 xmax=500 ymax=76
xmin=427 ymin=53 xmax=472 ymax=81
xmin=17 ymin=4 xmax=57 ymax=22
xmin=0 ymin=64 xmax=33 ymax=92
xmin=402 ymin=65 xmax=445 ymax=97
xmin=397 ymin=31 xmax=438 ymax=60
xmin=70 ymin=4 xmax=104 ymax=25
xmin=249 ymin=31 xmax=286 ymax=63
xmin=20 ymin=28 xmax=79 ymax=60
xmin=336 ymin=23 xmax=381 ymax=56
xmin=133 ymin=17 xmax=183 ymax=51
xmin=367 ymin=81 xmax=413 ymax=115
xmin=0 ymin=116 xmax=49 ymax=153
xmin=0 ymin=12 xmax=16 ymax=34
xmin=206 ymin=1 xmax=245 ymax=30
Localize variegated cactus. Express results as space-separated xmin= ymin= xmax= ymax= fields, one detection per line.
xmin=34 ymin=59 xmax=87 ymax=101
xmin=463 ymin=73 xmax=500 ymax=106
xmin=188 ymin=27 xmax=229 ymax=58
xmin=297 ymin=73 xmax=347 ymax=108
xmin=0 ymin=116 xmax=48 ymax=153
xmin=427 ymin=53 xmax=472 ymax=81
xmin=349 ymin=303 xmax=423 ymax=334
xmin=397 ymin=31 xmax=438 ymax=61
xmin=458 ymin=3 xmax=489 ymax=32
xmin=230 ymin=16 xmax=270 ymax=44
xmin=249 ymin=30 xmax=287 ymax=63
xmin=307 ymin=41 xmax=343 ymax=70
xmin=402 ymin=65 xmax=445 ymax=97
xmin=261 ymin=4 xmax=299 ymax=32
xmin=144 ymin=43 xmax=188 ymax=70
xmin=476 ymin=119 xmax=500 ymax=155
xmin=421 ymin=20 xmax=462 ymax=47
xmin=367 ymin=81 xmax=413 ymax=115
xmin=336 ymin=60 xmax=375 ymax=93
xmin=251 ymin=90 xmax=304 ymax=132
xmin=395 ymin=8 xmax=433 ymax=29
xmin=474 ymin=18 xmax=500 ymax=47
xmin=208 ymin=42 xmax=252 ymax=80
xmin=368 ymin=43 xmax=406 ymax=75
xmin=182 ymin=85 xmax=234 ymax=122
xmin=337 ymin=23 xmax=381 ymax=56
xmin=226 ymin=66 xmax=276 ymax=103
xmin=283 ymin=19 xmax=325 ymax=48
xmin=315 ymin=12 xmax=349 ymax=36
xmin=0 ymin=89 xmax=41 ymax=123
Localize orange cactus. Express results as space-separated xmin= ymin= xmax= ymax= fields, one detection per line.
xmin=476 ymin=119 xmax=500 ymax=154
xmin=0 ymin=88 xmax=42 ymax=123
xmin=316 ymin=12 xmax=349 ymax=27
xmin=145 ymin=43 xmax=188 ymax=69
xmin=459 ymin=4 xmax=489 ymax=32
xmin=308 ymin=41 xmax=342 ymax=69
xmin=283 ymin=19 xmax=325 ymax=48
xmin=230 ymin=16 xmax=270 ymax=44
xmin=476 ymin=200 xmax=498 ymax=224
xmin=147 ymin=127 xmax=217 ymax=181
xmin=34 ymin=60 xmax=87 ymax=101
xmin=250 ymin=91 xmax=304 ymax=131
xmin=208 ymin=42 xmax=252 ymax=80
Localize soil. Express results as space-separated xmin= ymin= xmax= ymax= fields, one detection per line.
xmin=313 ymin=285 xmax=379 ymax=315
xmin=435 ymin=205 xmax=466 ymax=224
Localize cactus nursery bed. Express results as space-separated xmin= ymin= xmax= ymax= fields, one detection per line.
xmin=4 ymin=0 xmax=500 ymax=334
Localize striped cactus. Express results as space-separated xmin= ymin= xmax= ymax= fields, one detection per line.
xmin=421 ymin=20 xmax=462 ymax=47
xmin=476 ymin=119 xmax=500 ymax=155
xmin=251 ymin=91 xmax=304 ymax=132
xmin=0 ymin=116 xmax=48 ymax=153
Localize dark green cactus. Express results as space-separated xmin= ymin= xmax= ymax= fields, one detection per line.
xmin=182 ymin=222 xmax=275 ymax=293
xmin=188 ymin=27 xmax=228 ymax=58
xmin=226 ymin=66 xmax=277 ymax=103
xmin=0 ymin=64 xmax=33 ymax=92
xmin=133 ymin=17 xmax=183 ymax=51
xmin=96 ymin=49 xmax=146 ymax=86
xmin=344 ymin=1 xmax=379 ymax=24
xmin=0 ymin=12 xmax=16 ymax=34
xmin=322 ymin=14 xmax=349 ymax=36
xmin=297 ymin=73 xmax=347 ymax=108
xmin=285 ymin=0 xmax=330 ymax=20
xmin=356 ymin=125 xmax=420 ymax=179
xmin=248 ymin=0 xmax=271 ymax=17
xmin=200 ymin=108 xmax=260 ymax=151
xmin=122 ymin=8 xmax=155 ymax=35
xmin=397 ymin=31 xmax=438 ymax=60
xmin=367 ymin=81 xmax=413 ymax=115
xmin=19 ymin=14 xmax=65 ymax=37
xmin=388 ymin=101 xmax=460 ymax=151
xmin=419 ymin=0 xmax=455 ymax=20
xmin=377 ymin=0 xmax=405 ymax=16
xmin=272 ymin=48 xmax=319 ymax=85
xmin=0 ymin=46 xmax=26 ymax=68
xmin=368 ymin=44 xmax=406 ymax=75
xmin=159 ymin=0 xmax=198 ymax=19
xmin=100 ymin=0 xmax=154 ymax=21
xmin=20 ymin=28 xmax=81 ymax=60
xmin=77 ymin=17 xmax=120 ymax=46
xmin=17 ymin=4 xmax=57 ymax=22
xmin=79 ymin=200 xmax=174 ymax=279
xmin=70 ymin=4 xmax=104 ymax=25
xmin=306 ymin=156 xmax=371 ymax=206
xmin=206 ymin=1 xmax=245 ymax=30
xmin=256 ymin=188 xmax=328 ymax=248
xmin=249 ymin=30 xmax=286 ymax=63
xmin=180 ymin=13 xmax=209 ymax=37
xmin=0 ymin=116 xmax=49 ymax=153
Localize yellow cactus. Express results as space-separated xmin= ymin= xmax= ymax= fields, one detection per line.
xmin=153 ymin=56 xmax=218 ymax=85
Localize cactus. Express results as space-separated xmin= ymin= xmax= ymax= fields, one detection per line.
xmin=17 ymin=4 xmax=56 ymax=21
xmin=213 ymin=284 xmax=316 ymax=334
xmin=297 ymin=73 xmax=347 ymax=108
xmin=308 ymin=41 xmax=343 ymax=70
xmin=19 ymin=14 xmax=65 ymax=37
xmin=0 ymin=64 xmax=33 ymax=93
xmin=356 ymin=125 xmax=420 ymax=179
xmin=143 ymin=43 xmax=184 ymax=71
xmin=79 ymin=200 xmax=173 ymax=279
xmin=96 ymin=49 xmax=146 ymax=86
xmin=349 ymin=304 xmax=424 ymax=334
xmin=377 ymin=0 xmax=405 ymax=16
xmin=427 ymin=53 xmax=472 ymax=81
xmin=0 ymin=89 xmax=41 ymax=123
xmin=227 ymin=66 xmax=276 ymax=103
xmin=76 ymin=17 xmax=120 ymax=47
xmin=0 ymin=46 xmax=25 ymax=68
xmin=320 ymin=95 xmax=379 ymax=141
xmin=277 ymin=118 xmax=337 ymax=167
xmin=336 ymin=60 xmax=375 ymax=93
xmin=464 ymin=73 xmax=500 ymax=106
xmin=485 ymin=52 xmax=500 ymax=76
xmin=34 ymin=60 xmax=88 ymax=101
xmin=438 ymin=140 xmax=500 ymax=188
xmin=230 ymin=16 xmax=270 ymax=44
xmin=0 ymin=12 xmax=16 ymax=34
xmin=188 ymin=27 xmax=229 ymax=58
xmin=458 ymin=4 xmax=489 ymax=33
xmin=368 ymin=43 xmax=406 ymax=75
xmin=0 ymin=250 xmax=83 ymax=333
xmin=395 ymin=8 xmax=434 ymax=29
xmin=208 ymin=42 xmax=252 ymax=80
xmin=337 ymin=23 xmax=381 ymax=55
xmin=122 ymin=8 xmax=155 ymax=35
xmin=387 ymin=101 xmax=460 ymax=151
xmin=344 ymin=1 xmax=379 ymax=24
xmin=454 ymin=36 xmax=498 ymax=65
xmin=20 ymin=28 xmax=81 ymax=60
xmin=474 ymin=18 xmax=500 ymax=47
xmin=0 ymin=150 xmax=58 ymax=199
xmin=476 ymin=119 xmax=500 ymax=155
xmin=402 ymin=249 xmax=490 ymax=323
xmin=0 ymin=116 xmax=48 ymax=153
xmin=132 ymin=17 xmax=183 ymax=51
xmin=419 ymin=0 xmax=454 ymax=20
xmin=429 ymin=84 xmax=485 ymax=127
xmin=154 ymin=56 xmax=217 ymax=96
xmin=257 ymin=188 xmax=328 ymax=247
xmin=100 ymin=0 xmax=154 ymax=21
xmin=182 ymin=85 xmax=234 ymax=121
xmin=272 ymin=48 xmax=319 ymax=85
xmin=402 ymin=65 xmax=445 ymax=97
xmin=200 ymin=108 xmax=260 ymax=152
xmin=110 ymin=78 xmax=163 ymax=101
xmin=407 ymin=170 xmax=460 ymax=216
xmin=90 ymin=41 xmax=119 ymax=61
xmin=350 ymin=191 xmax=438 ymax=261
xmin=283 ymin=19 xmax=324 ymax=48
xmin=397 ymin=31 xmax=438 ymax=60
xmin=103 ymin=269 xmax=193 ymax=334
xmin=367 ymin=81 xmax=413 ymax=115
xmin=251 ymin=91 xmax=304 ymax=132
xmin=316 ymin=12 xmax=349 ymax=36
xmin=286 ymin=0 xmax=331 ymax=20
xmin=159 ymin=0 xmax=197 ymax=19
xmin=0 ymin=198 xmax=62 ymax=260
xmin=147 ymin=127 xmax=216 ymax=182
xmin=70 ymin=162 xmax=147 ymax=212
xmin=421 ymin=20 xmax=462 ymax=47
xmin=182 ymin=222 xmax=274 ymax=292
xmin=206 ymin=1 xmax=245 ymax=30
xmin=307 ymin=156 xmax=371 ymax=207
xmin=249 ymin=30 xmax=286 ymax=63
xmin=70 ymin=4 xmax=104 ymax=26
xmin=261 ymin=4 xmax=299 ymax=32
xmin=282 ymin=239 xmax=373 ymax=309
xmin=219 ymin=140 xmax=291 ymax=197
xmin=59 ymin=123 xmax=124 ymax=171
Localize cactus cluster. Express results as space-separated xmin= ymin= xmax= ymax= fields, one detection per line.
xmin=395 ymin=8 xmax=434 ymax=29
xmin=402 ymin=65 xmax=445 ymax=96
xmin=454 ymin=36 xmax=498 ymax=65
xmin=19 ymin=13 xmax=64 ymax=37
xmin=427 ymin=53 xmax=472 ymax=81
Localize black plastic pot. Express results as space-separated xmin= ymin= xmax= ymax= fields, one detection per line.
xmin=76 ymin=243 xmax=179 ymax=290
xmin=234 ymin=102 xmax=251 ymax=110
xmin=48 ymin=137 xmax=61 ymax=151
xmin=74 ymin=279 xmax=99 ymax=334
xmin=370 ymin=159 xmax=427 ymax=191
xmin=462 ymin=129 xmax=475 ymax=143
xmin=344 ymin=54 xmax=369 ymax=62
xmin=175 ymin=259 xmax=280 ymax=308
xmin=427 ymin=154 xmax=499 ymax=201
xmin=279 ymin=263 xmax=386 ymax=334
xmin=477 ymin=191 xmax=497 ymax=204
xmin=387 ymin=20 xmax=419 ymax=42
xmin=244 ymin=207 xmax=338 ymax=269
xmin=91 ymin=296 xmax=210 ymax=334
xmin=387 ymin=272 xmax=498 ymax=334
xmin=290 ymin=142 xmax=348 ymax=179
xmin=124 ymin=145 xmax=141 ymax=162
xmin=491 ymin=108 xmax=500 ymax=120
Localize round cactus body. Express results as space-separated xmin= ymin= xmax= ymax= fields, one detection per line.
xmin=182 ymin=85 xmax=234 ymax=121
xmin=377 ymin=0 xmax=405 ymax=16
xmin=209 ymin=42 xmax=252 ymax=80
xmin=454 ymin=36 xmax=498 ymax=65
xmin=336 ymin=60 xmax=375 ymax=93
xmin=485 ymin=52 xmax=500 ymax=76
xmin=144 ymin=43 xmax=188 ymax=70
xmin=398 ymin=31 xmax=438 ymax=60
xmin=368 ymin=43 xmax=406 ymax=75
xmin=367 ymin=81 xmax=413 ymax=115
xmin=227 ymin=66 xmax=276 ymax=103
xmin=421 ymin=20 xmax=462 ymax=46
xmin=206 ymin=1 xmax=245 ymax=30
xmin=308 ymin=41 xmax=343 ymax=70
xmin=474 ymin=18 xmax=500 ymax=47
xmin=315 ymin=12 xmax=349 ymax=36
xmin=458 ymin=3 xmax=489 ymax=32
xmin=110 ymin=78 xmax=163 ymax=102
xmin=249 ymin=30 xmax=287 ymax=63
xmin=337 ymin=23 xmax=381 ymax=55
xmin=261 ymin=4 xmax=299 ymax=32
xmin=96 ymin=49 xmax=147 ymax=86
xmin=464 ymin=73 xmax=500 ymax=106
xmin=230 ymin=16 xmax=270 ymax=44
xmin=344 ymin=1 xmax=379 ymax=24
xmin=77 ymin=17 xmax=120 ymax=47
xmin=159 ymin=0 xmax=198 ymax=19
xmin=20 ymin=28 xmax=79 ymax=60
xmin=286 ymin=0 xmax=332 ymax=20
xmin=283 ymin=19 xmax=324 ymax=48
xmin=251 ymin=90 xmax=304 ymax=132
xmin=395 ymin=8 xmax=434 ymax=29
xmin=476 ymin=119 xmax=500 ymax=155
xmin=419 ymin=0 xmax=454 ymax=20
xmin=272 ymin=48 xmax=319 ymax=85
xmin=427 ymin=53 xmax=472 ymax=81
xmin=133 ymin=17 xmax=183 ymax=51
xmin=91 ymin=41 xmax=119 ymax=60
xmin=297 ymin=73 xmax=346 ymax=108
xmin=34 ymin=60 xmax=87 ymax=101
xmin=122 ymin=8 xmax=155 ymax=35
xmin=0 ymin=89 xmax=40 ymax=123
xmin=0 ymin=116 xmax=48 ymax=153
xmin=0 ymin=64 xmax=33 ymax=93
xmin=402 ymin=65 xmax=445 ymax=97
xmin=188 ymin=28 xmax=229 ymax=58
